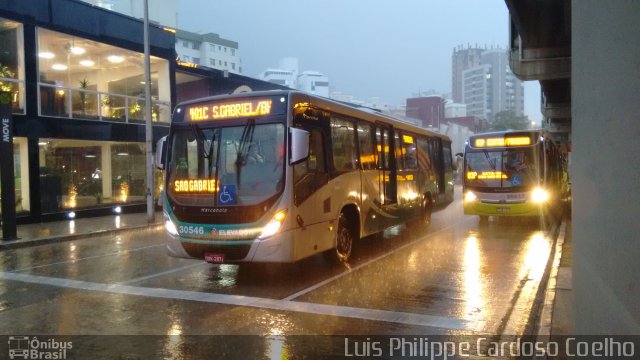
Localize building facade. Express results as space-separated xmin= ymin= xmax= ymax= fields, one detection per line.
xmin=175 ymin=29 xmax=242 ymax=75
xmin=451 ymin=45 xmax=484 ymax=103
xmin=296 ymin=71 xmax=329 ymax=98
xmin=0 ymin=0 xmax=283 ymax=227
xmin=461 ymin=49 xmax=525 ymax=123
xmin=405 ymin=96 xmax=445 ymax=129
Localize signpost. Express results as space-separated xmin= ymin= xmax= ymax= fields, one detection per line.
xmin=0 ymin=91 xmax=17 ymax=240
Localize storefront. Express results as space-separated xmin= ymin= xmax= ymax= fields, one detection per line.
xmin=0 ymin=0 xmax=175 ymax=223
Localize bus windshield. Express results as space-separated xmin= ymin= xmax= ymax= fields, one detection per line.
xmin=167 ymin=122 xmax=285 ymax=207
xmin=465 ymin=148 xmax=539 ymax=188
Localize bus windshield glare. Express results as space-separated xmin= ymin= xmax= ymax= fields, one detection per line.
xmin=465 ymin=148 xmax=539 ymax=188
xmin=167 ymin=122 xmax=285 ymax=207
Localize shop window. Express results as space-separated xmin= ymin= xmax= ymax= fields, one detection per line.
xmin=37 ymin=28 xmax=171 ymax=123
xmin=0 ymin=18 xmax=25 ymax=114
xmin=39 ymin=139 xmax=149 ymax=212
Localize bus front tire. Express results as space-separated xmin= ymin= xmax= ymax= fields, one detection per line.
xmin=324 ymin=213 xmax=354 ymax=264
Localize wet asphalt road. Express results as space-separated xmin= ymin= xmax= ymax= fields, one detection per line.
xmin=0 ymin=191 xmax=561 ymax=358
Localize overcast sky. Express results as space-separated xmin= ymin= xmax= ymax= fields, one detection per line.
xmin=177 ymin=0 xmax=541 ymax=122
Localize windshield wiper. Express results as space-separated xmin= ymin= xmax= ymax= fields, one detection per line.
xmin=483 ymin=150 xmax=497 ymax=171
xmin=235 ymin=118 xmax=256 ymax=187
xmin=190 ymin=122 xmax=211 ymax=159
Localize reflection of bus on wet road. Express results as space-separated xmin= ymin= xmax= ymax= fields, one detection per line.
xmin=157 ymin=90 xmax=454 ymax=264
xmin=461 ymin=130 xmax=568 ymax=220
xmin=8 ymin=336 xmax=29 ymax=359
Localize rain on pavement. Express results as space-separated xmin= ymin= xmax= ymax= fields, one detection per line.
xmin=0 ymin=189 xmax=560 ymax=356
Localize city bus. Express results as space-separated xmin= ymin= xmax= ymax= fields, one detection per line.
xmin=157 ymin=90 xmax=454 ymax=264
xmin=461 ymin=130 xmax=568 ymax=219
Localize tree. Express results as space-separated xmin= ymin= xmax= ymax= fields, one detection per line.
xmin=490 ymin=110 xmax=531 ymax=131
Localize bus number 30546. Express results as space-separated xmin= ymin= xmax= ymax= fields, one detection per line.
xmin=178 ymin=225 xmax=204 ymax=235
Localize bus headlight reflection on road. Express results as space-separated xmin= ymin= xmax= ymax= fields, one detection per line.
xmin=259 ymin=210 xmax=287 ymax=239
xmin=464 ymin=191 xmax=477 ymax=202
xmin=531 ymin=188 xmax=549 ymax=203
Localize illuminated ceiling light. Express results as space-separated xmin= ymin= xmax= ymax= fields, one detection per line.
xmin=38 ymin=142 xmax=48 ymax=146
xmin=84 ymin=154 xmax=97 ymax=158
xmin=70 ymin=46 xmax=85 ymax=55
xmin=51 ymin=63 xmax=68 ymax=71
xmin=38 ymin=52 xmax=55 ymax=59
xmin=116 ymin=152 xmax=129 ymax=156
xmin=107 ymin=55 xmax=125 ymax=63
xmin=79 ymin=59 xmax=95 ymax=67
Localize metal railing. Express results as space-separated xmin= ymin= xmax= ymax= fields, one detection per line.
xmin=38 ymin=82 xmax=171 ymax=124
xmin=0 ymin=77 xmax=26 ymax=115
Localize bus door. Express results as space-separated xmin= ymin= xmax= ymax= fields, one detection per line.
xmin=432 ymin=137 xmax=446 ymax=202
xmin=376 ymin=125 xmax=397 ymax=207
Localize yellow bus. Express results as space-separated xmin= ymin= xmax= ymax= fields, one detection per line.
xmin=462 ymin=130 xmax=568 ymax=219
xmin=157 ymin=90 xmax=454 ymax=264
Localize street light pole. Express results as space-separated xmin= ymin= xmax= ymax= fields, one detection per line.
xmin=143 ymin=0 xmax=154 ymax=222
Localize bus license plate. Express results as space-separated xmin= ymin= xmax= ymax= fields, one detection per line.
xmin=204 ymin=253 xmax=224 ymax=263
xmin=497 ymin=207 xmax=510 ymax=213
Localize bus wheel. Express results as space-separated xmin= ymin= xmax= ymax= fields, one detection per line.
xmin=325 ymin=213 xmax=353 ymax=264
xmin=422 ymin=196 xmax=433 ymax=225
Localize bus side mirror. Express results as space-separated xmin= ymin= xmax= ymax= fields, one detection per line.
xmin=289 ymin=128 xmax=310 ymax=165
xmin=455 ymin=152 xmax=463 ymax=157
xmin=155 ymin=136 xmax=167 ymax=170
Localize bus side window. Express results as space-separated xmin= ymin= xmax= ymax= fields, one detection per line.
xmin=416 ymin=137 xmax=433 ymax=176
xmin=294 ymin=128 xmax=328 ymax=205
xmin=401 ymin=133 xmax=418 ymax=169
xmin=357 ymin=122 xmax=376 ymax=170
xmin=330 ymin=117 xmax=357 ymax=171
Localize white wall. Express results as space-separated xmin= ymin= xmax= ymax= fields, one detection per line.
xmin=572 ymin=0 xmax=640 ymax=334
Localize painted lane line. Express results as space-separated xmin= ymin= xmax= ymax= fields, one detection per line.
xmin=283 ymin=217 xmax=473 ymax=301
xmin=0 ymin=271 xmax=481 ymax=332
xmin=118 ymin=262 xmax=207 ymax=285
xmin=10 ymin=244 xmax=164 ymax=273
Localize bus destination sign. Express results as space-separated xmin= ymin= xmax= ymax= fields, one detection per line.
xmin=473 ymin=136 xmax=531 ymax=148
xmin=187 ymin=98 xmax=273 ymax=121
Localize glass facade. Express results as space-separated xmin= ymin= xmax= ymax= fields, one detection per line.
xmin=38 ymin=139 xmax=163 ymax=212
xmin=0 ymin=137 xmax=30 ymax=216
xmin=0 ymin=18 xmax=25 ymax=114
xmin=37 ymin=28 xmax=171 ymax=123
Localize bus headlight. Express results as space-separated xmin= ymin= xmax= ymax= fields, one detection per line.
xmin=464 ymin=191 xmax=477 ymax=202
xmin=165 ymin=218 xmax=179 ymax=236
xmin=531 ymin=188 xmax=549 ymax=203
xmin=258 ymin=210 xmax=287 ymax=239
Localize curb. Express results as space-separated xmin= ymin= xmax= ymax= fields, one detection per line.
xmin=0 ymin=223 xmax=164 ymax=251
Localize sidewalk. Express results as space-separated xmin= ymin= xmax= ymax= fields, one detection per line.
xmin=537 ymin=217 xmax=574 ymax=338
xmin=0 ymin=212 xmax=163 ymax=250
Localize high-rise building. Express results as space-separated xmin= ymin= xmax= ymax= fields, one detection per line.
xmin=297 ymin=71 xmax=329 ymax=98
xmin=405 ymin=96 xmax=445 ymax=128
xmin=451 ymin=45 xmax=484 ymax=103
xmin=461 ymin=48 xmax=525 ymax=123
xmin=175 ymin=30 xmax=241 ymax=74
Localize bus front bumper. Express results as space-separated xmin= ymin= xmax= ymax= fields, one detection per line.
xmin=463 ymin=200 xmax=545 ymax=216
xmin=166 ymin=230 xmax=294 ymax=263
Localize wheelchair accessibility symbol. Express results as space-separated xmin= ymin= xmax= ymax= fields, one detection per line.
xmin=511 ymin=176 xmax=521 ymax=186
xmin=218 ymin=185 xmax=236 ymax=205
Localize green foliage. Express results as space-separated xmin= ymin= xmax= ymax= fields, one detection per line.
xmin=490 ymin=110 xmax=531 ymax=131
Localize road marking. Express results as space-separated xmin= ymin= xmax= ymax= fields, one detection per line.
xmin=283 ymin=217 xmax=472 ymax=301
xmin=118 ymin=262 xmax=206 ymax=285
xmin=10 ymin=244 xmax=164 ymax=273
xmin=0 ymin=271 xmax=481 ymax=332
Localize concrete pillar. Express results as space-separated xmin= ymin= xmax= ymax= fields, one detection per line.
xmin=17 ymin=137 xmax=30 ymax=211
xmin=101 ymin=144 xmax=112 ymax=200
xmin=572 ymin=0 xmax=640 ymax=334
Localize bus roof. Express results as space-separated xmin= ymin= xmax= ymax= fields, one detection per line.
xmin=173 ymin=90 xmax=452 ymax=143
